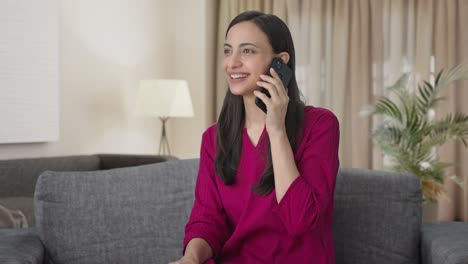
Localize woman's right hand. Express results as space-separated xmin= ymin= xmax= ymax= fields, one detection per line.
xmin=168 ymin=255 xmax=199 ymax=264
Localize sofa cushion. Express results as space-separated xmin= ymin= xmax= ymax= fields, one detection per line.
xmin=0 ymin=227 xmax=44 ymax=264
xmin=421 ymin=221 xmax=468 ymax=264
xmin=34 ymin=159 xmax=198 ymax=264
xmin=333 ymin=168 xmax=422 ymax=264
xmin=0 ymin=155 xmax=101 ymax=197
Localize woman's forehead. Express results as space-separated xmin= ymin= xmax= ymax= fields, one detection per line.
xmin=225 ymin=21 xmax=269 ymax=46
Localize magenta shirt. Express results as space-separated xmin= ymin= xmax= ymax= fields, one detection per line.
xmin=184 ymin=106 xmax=340 ymax=264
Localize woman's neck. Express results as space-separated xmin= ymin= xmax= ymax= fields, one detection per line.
xmin=243 ymin=94 xmax=266 ymax=129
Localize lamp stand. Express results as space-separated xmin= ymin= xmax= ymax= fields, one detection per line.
xmin=158 ymin=116 xmax=171 ymax=155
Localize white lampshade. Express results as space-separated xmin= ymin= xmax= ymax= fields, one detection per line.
xmin=136 ymin=79 xmax=194 ymax=117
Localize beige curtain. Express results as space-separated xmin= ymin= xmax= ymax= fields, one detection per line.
xmin=287 ymin=0 xmax=468 ymax=221
xmin=213 ymin=0 xmax=468 ymax=221
xmin=432 ymin=0 xmax=468 ymax=221
xmin=287 ymin=0 xmax=374 ymax=169
xmin=379 ymin=0 xmax=468 ymax=221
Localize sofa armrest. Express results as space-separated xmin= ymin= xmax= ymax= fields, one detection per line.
xmin=96 ymin=153 xmax=178 ymax=169
xmin=0 ymin=228 xmax=44 ymax=264
xmin=421 ymin=221 xmax=468 ymax=264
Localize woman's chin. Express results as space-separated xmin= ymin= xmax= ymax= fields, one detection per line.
xmin=229 ymin=89 xmax=246 ymax=96
xmin=228 ymin=85 xmax=256 ymax=96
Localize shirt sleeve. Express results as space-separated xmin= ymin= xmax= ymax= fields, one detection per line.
xmin=271 ymin=112 xmax=340 ymax=236
xmin=183 ymin=130 xmax=230 ymax=258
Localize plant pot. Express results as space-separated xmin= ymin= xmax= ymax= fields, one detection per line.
xmin=422 ymin=203 xmax=438 ymax=221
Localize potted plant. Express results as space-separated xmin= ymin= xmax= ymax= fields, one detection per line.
xmin=363 ymin=64 xmax=468 ymax=208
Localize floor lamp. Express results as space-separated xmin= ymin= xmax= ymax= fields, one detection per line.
xmin=136 ymin=79 xmax=194 ymax=156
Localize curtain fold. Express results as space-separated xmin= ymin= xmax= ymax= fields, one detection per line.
xmin=288 ymin=0 xmax=373 ymax=168
xmin=432 ymin=0 xmax=468 ymax=221
xmin=457 ymin=0 xmax=468 ymax=222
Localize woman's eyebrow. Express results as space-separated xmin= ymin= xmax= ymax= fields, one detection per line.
xmin=223 ymin=43 xmax=258 ymax=48
xmin=239 ymin=43 xmax=258 ymax=48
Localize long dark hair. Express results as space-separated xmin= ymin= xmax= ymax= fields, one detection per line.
xmin=215 ymin=11 xmax=305 ymax=195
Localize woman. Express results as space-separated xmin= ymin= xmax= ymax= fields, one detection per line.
xmin=170 ymin=11 xmax=339 ymax=264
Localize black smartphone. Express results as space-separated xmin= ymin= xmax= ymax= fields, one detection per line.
xmin=255 ymin=57 xmax=293 ymax=113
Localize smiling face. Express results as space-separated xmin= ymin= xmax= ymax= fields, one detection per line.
xmin=223 ymin=21 xmax=275 ymax=97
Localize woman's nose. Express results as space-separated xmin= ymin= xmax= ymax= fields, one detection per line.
xmin=227 ymin=52 xmax=242 ymax=68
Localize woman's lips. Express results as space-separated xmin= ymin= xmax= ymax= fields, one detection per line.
xmin=228 ymin=73 xmax=250 ymax=84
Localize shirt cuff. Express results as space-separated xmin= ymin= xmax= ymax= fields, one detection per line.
xmin=272 ymin=175 xmax=310 ymax=213
xmin=183 ymin=231 xmax=221 ymax=259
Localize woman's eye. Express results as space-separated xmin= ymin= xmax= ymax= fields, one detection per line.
xmin=224 ymin=49 xmax=232 ymax=55
xmin=242 ymin=49 xmax=254 ymax=54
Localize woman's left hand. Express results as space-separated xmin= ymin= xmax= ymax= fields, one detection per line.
xmin=254 ymin=67 xmax=289 ymax=135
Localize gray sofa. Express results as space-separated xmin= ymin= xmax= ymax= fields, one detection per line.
xmin=0 ymin=154 xmax=177 ymax=226
xmin=1 ymin=159 xmax=468 ymax=264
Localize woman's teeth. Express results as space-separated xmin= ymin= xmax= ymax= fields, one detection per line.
xmin=231 ymin=74 xmax=248 ymax=79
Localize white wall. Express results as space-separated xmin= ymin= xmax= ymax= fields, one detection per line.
xmin=0 ymin=0 xmax=215 ymax=159
xmin=165 ymin=0 xmax=217 ymax=159
xmin=0 ymin=0 xmax=59 ymax=144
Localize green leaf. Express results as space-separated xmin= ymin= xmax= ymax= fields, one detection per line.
xmin=366 ymin=62 xmax=468 ymax=199
xmin=374 ymin=97 xmax=403 ymax=123
xmin=435 ymin=69 xmax=444 ymax=86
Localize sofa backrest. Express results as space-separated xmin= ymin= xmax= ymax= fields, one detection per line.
xmin=0 ymin=155 xmax=101 ymax=197
xmin=1 ymin=154 xmax=175 ymax=228
xmin=334 ymin=168 xmax=422 ymax=264
xmin=96 ymin=154 xmax=177 ymax=170
xmin=34 ymin=158 xmax=422 ymax=264
xmin=35 ymin=159 xmax=198 ymax=264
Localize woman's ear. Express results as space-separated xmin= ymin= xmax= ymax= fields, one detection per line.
xmin=278 ymin=52 xmax=290 ymax=64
